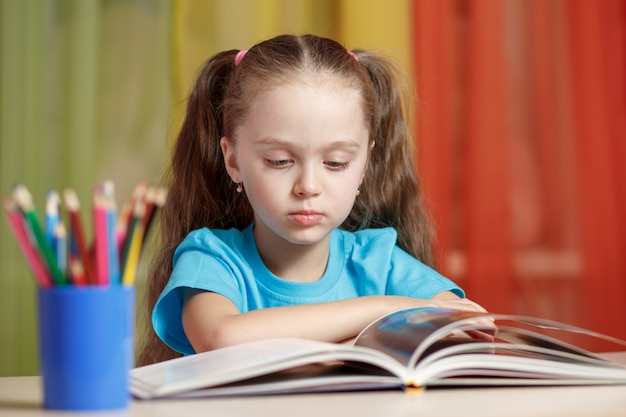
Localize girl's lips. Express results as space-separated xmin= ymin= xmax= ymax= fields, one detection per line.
xmin=288 ymin=212 xmax=323 ymax=226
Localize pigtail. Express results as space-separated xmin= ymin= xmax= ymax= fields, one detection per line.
xmin=170 ymin=50 xmax=254 ymax=235
xmin=137 ymin=51 xmax=252 ymax=366
xmin=346 ymin=51 xmax=437 ymax=268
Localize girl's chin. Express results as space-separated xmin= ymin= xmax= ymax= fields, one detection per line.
xmin=254 ymin=218 xmax=343 ymax=246
xmin=272 ymin=227 xmax=332 ymax=247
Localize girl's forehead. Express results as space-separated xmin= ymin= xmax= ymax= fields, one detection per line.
xmin=247 ymin=70 xmax=361 ymax=97
xmin=246 ymin=82 xmax=364 ymax=121
xmin=236 ymin=80 xmax=369 ymax=146
xmin=248 ymin=77 xmax=363 ymax=110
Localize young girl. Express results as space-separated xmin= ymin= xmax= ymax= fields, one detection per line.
xmin=137 ymin=34 xmax=485 ymax=366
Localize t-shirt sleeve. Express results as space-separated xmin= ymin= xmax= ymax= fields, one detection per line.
xmin=387 ymin=245 xmax=465 ymax=299
xmin=151 ymin=230 xmax=247 ymax=355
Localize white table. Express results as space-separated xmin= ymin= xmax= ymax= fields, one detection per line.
xmin=1 ymin=352 xmax=625 ymax=417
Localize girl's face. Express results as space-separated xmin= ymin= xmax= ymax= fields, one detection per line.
xmin=221 ymin=79 xmax=371 ymax=251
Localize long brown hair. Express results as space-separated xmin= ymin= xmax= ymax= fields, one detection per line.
xmin=136 ymin=34 xmax=436 ymax=366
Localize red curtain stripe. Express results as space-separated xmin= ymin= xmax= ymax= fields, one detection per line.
xmin=412 ymin=0 xmax=455 ymax=269
xmin=567 ymin=0 xmax=626 ymax=338
xmin=412 ymin=0 xmax=626 ymax=346
xmin=461 ymin=1 xmax=515 ymax=314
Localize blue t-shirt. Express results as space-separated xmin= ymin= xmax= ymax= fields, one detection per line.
xmin=153 ymin=224 xmax=464 ymax=354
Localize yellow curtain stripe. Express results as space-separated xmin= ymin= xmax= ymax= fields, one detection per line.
xmin=336 ymin=0 xmax=412 ymax=73
xmin=169 ymin=0 xmax=412 ymax=149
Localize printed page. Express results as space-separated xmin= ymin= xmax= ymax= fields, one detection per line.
xmin=354 ymin=308 xmax=491 ymax=366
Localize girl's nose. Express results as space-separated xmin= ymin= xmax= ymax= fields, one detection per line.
xmin=293 ymin=166 xmax=322 ymax=197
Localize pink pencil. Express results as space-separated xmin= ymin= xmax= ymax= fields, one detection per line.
xmin=93 ymin=187 xmax=110 ymax=285
xmin=3 ymin=197 xmax=53 ymax=288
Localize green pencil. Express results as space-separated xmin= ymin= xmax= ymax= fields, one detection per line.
xmin=12 ymin=184 xmax=67 ymax=285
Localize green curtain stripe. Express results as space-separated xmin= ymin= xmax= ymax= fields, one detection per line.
xmin=0 ymin=0 xmax=171 ymax=376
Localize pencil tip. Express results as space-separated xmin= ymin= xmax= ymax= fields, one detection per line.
xmin=63 ymin=188 xmax=80 ymax=210
xmin=12 ymin=184 xmax=33 ymax=210
xmin=155 ymin=187 xmax=168 ymax=206
xmin=46 ymin=190 xmax=60 ymax=213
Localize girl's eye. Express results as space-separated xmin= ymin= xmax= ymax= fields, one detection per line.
xmin=267 ymin=159 xmax=292 ymax=167
xmin=325 ymin=161 xmax=350 ymax=170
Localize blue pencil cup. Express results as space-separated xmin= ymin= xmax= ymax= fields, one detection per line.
xmin=37 ymin=285 xmax=134 ymax=410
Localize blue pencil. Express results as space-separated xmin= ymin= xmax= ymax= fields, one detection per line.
xmin=45 ymin=190 xmax=60 ymax=249
xmin=103 ymin=181 xmax=120 ymax=284
xmin=55 ymin=222 xmax=68 ymax=277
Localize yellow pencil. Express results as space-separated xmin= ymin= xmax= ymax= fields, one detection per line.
xmin=121 ymin=199 xmax=145 ymax=286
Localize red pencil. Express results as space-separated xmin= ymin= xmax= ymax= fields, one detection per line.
xmin=143 ymin=186 xmax=167 ymax=242
xmin=63 ymin=188 xmax=96 ymax=284
xmin=116 ymin=181 xmax=147 ymax=250
xmin=3 ymin=197 xmax=53 ymax=288
xmin=68 ymin=257 xmax=88 ymax=286
xmin=142 ymin=185 xmax=157 ymax=229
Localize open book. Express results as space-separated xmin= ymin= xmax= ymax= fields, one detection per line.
xmin=131 ymin=307 xmax=626 ymax=398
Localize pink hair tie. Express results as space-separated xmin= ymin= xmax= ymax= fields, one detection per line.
xmin=347 ymin=50 xmax=359 ymax=62
xmin=235 ymin=49 xmax=248 ymax=66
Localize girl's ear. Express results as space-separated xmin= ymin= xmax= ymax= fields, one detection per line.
xmin=220 ymin=136 xmax=241 ymax=182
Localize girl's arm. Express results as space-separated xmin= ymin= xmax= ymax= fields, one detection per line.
xmin=182 ymin=290 xmax=486 ymax=352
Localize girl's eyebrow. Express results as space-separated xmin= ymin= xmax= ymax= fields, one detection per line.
xmin=255 ymin=137 xmax=363 ymax=151
xmin=253 ymin=137 xmax=290 ymax=147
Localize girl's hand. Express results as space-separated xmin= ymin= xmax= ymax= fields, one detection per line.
xmin=380 ymin=292 xmax=487 ymax=315
xmin=426 ymin=296 xmax=488 ymax=314
xmin=417 ymin=294 xmax=495 ymax=341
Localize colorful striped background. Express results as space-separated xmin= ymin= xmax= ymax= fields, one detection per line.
xmin=1 ymin=0 xmax=624 ymax=376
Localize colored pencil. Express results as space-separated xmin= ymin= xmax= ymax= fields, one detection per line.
xmin=103 ymin=180 xmax=120 ymax=284
xmin=142 ymin=185 xmax=157 ymax=228
xmin=93 ymin=186 xmax=110 ymax=286
xmin=63 ymin=188 xmax=96 ymax=284
xmin=3 ymin=197 xmax=53 ymax=288
xmin=54 ymin=222 xmax=68 ymax=277
xmin=121 ymin=198 xmax=146 ymax=286
xmin=68 ymin=257 xmax=87 ymax=286
xmin=12 ymin=184 xmax=66 ymax=285
xmin=45 ymin=190 xmax=60 ymax=248
xmin=143 ymin=186 xmax=167 ymax=244
xmin=116 ymin=181 xmax=147 ymax=250
xmin=67 ymin=234 xmax=88 ymax=286
xmin=120 ymin=199 xmax=140 ymax=277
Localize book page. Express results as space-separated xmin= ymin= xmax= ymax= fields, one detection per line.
xmin=354 ymin=308 xmax=490 ymax=365
xmin=355 ymin=307 xmax=626 ymax=371
xmin=355 ymin=308 xmax=626 ymax=387
xmin=131 ymin=338 xmax=409 ymax=398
